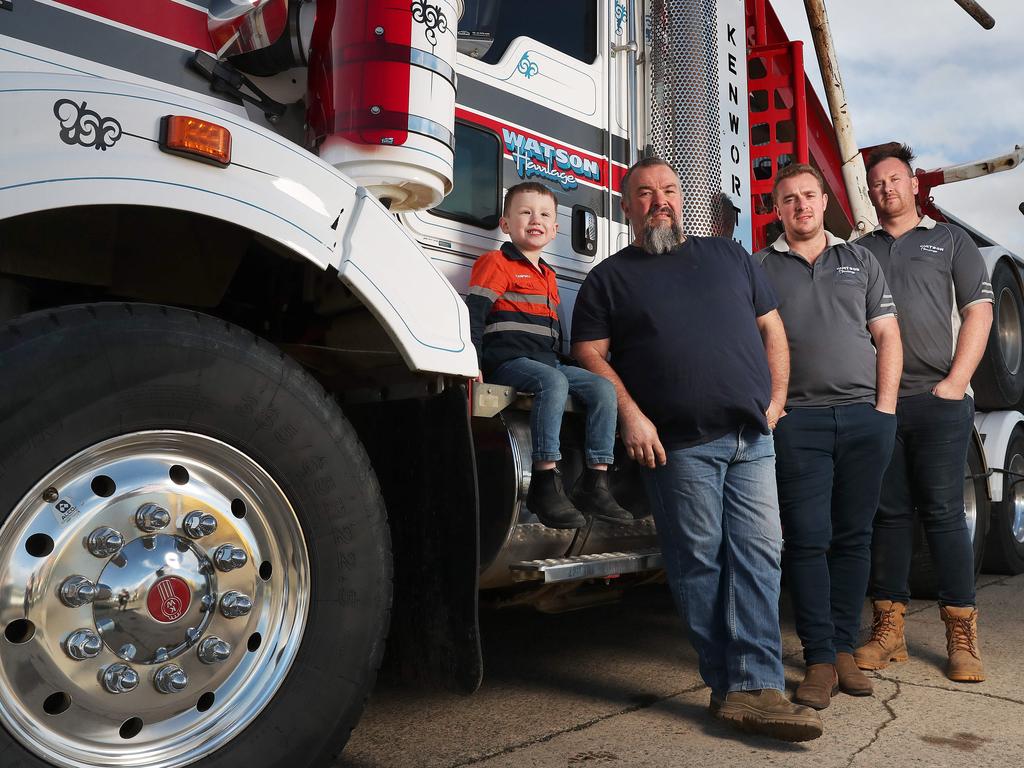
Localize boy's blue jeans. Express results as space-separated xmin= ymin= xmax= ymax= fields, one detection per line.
xmin=489 ymin=357 xmax=616 ymax=466
xmin=642 ymin=428 xmax=786 ymax=697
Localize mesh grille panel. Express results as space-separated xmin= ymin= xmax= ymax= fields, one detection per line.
xmin=649 ymin=0 xmax=724 ymax=236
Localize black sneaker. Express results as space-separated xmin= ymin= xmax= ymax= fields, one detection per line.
xmin=571 ymin=468 xmax=633 ymax=523
xmin=526 ymin=468 xmax=587 ymax=528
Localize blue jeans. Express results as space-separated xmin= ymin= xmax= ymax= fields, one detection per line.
xmin=490 ymin=357 xmax=617 ymax=466
xmin=774 ymin=404 xmax=896 ymax=665
xmin=643 ymin=428 xmax=785 ymax=696
xmin=871 ymin=393 xmax=976 ymax=606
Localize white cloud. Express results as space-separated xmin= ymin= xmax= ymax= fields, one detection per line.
xmin=770 ymin=0 xmax=1024 ymax=250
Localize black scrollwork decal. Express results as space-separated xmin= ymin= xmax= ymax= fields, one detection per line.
xmin=52 ymin=99 xmax=123 ymax=151
xmin=410 ymin=0 xmax=448 ymax=49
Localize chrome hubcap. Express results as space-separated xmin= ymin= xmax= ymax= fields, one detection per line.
xmin=964 ymin=456 xmax=978 ymax=542
xmin=1009 ymin=453 xmax=1024 ymax=545
xmin=0 ymin=431 xmax=309 ymax=768
xmin=998 ymin=286 xmax=1022 ymax=375
xmin=94 ymin=535 xmax=214 ymax=665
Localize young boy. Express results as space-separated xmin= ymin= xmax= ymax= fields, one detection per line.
xmin=467 ymin=182 xmax=631 ymax=528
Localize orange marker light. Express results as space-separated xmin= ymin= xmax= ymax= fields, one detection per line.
xmin=160 ymin=116 xmax=232 ymax=166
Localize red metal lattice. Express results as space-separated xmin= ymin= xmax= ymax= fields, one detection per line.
xmin=744 ymin=0 xmax=853 ymax=250
xmin=747 ymin=41 xmax=808 ymax=251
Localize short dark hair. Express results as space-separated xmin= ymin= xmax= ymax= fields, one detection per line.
xmin=865 ymin=142 xmax=915 ymax=176
xmin=621 ymin=156 xmax=678 ymax=201
xmin=771 ymin=162 xmax=825 ymax=203
xmin=502 ymin=182 xmax=558 ymax=217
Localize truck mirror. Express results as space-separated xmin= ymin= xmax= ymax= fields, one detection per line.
xmin=458 ymin=0 xmax=499 ymax=58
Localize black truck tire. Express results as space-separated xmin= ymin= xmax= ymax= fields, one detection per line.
xmin=982 ymin=425 xmax=1024 ymax=574
xmin=0 ymin=304 xmax=391 ymax=768
xmin=972 ymin=259 xmax=1024 ymax=410
xmin=908 ymin=432 xmax=989 ymax=598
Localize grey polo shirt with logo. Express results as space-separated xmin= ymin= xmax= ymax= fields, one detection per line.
xmin=857 ymin=216 xmax=993 ymax=398
xmin=756 ymin=231 xmax=896 ymax=407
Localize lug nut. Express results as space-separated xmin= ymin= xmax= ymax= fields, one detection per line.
xmin=118 ymin=643 xmax=137 ymax=661
xmin=64 ymin=629 xmax=103 ymax=660
xmin=102 ymin=663 xmax=139 ymax=694
xmin=220 ymin=591 xmax=253 ymax=618
xmin=213 ymin=545 xmax=248 ymax=572
xmin=135 ymin=503 xmax=170 ymax=532
xmin=154 ymin=664 xmax=189 ymax=694
xmin=183 ymin=510 xmax=218 ymax=539
xmin=86 ymin=527 xmax=124 ymax=558
xmin=59 ymin=575 xmax=98 ymax=607
xmin=197 ymin=636 xmax=231 ymax=664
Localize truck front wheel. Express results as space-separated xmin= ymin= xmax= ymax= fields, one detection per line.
xmin=0 ymin=304 xmax=391 ymax=768
xmin=983 ymin=424 xmax=1024 ymax=574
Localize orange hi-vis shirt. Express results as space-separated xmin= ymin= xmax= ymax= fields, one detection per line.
xmin=466 ymin=242 xmax=562 ymax=376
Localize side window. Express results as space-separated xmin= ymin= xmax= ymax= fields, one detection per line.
xmin=431 ymin=121 xmax=501 ymax=229
xmin=461 ymin=0 xmax=598 ymax=65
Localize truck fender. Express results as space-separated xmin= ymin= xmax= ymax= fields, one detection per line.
xmin=974 ymin=409 xmax=1022 ymax=502
xmin=0 ymin=72 xmax=477 ymax=377
xmin=979 ymin=246 xmax=1024 ymax=280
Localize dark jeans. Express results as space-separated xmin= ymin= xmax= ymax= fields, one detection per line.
xmin=774 ymin=403 xmax=896 ymax=665
xmin=870 ymin=392 xmax=976 ymax=607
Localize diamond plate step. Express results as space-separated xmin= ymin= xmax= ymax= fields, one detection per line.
xmin=509 ymin=548 xmax=663 ymax=583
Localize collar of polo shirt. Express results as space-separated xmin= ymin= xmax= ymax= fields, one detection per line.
xmin=870 ymin=214 xmax=937 ymax=234
xmin=769 ymin=229 xmax=846 ymax=253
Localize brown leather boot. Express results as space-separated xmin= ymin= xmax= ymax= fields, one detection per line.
xmin=836 ymin=652 xmax=873 ymax=696
xmin=940 ymin=605 xmax=985 ymax=682
xmin=854 ymin=600 xmax=909 ymax=670
xmin=713 ymin=689 xmax=823 ymax=742
xmin=794 ymin=663 xmax=838 ymax=710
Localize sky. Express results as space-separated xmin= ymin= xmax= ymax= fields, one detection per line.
xmin=771 ymin=0 xmax=1023 ymax=255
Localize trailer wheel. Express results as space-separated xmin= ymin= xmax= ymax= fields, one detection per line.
xmin=972 ymin=259 xmax=1024 ymax=410
xmin=982 ymin=425 xmax=1024 ymax=574
xmin=908 ymin=430 xmax=989 ymax=598
xmin=0 ymin=304 xmax=391 ymax=768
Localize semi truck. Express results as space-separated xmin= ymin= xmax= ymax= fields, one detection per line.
xmin=0 ymin=1 xmax=1020 ymax=766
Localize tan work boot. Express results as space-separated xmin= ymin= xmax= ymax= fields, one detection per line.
xmin=836 ymin=652 xmax=873 ymax=696
xmin=794 ymin=663 xmax=838 ymax=710
xmin=940 ymin=605 xmax=986 ymax=682
xmin=854 ymin=600 xmax=909 ymax=670
xmin=713 ymin=689 xmax=823 ymax=742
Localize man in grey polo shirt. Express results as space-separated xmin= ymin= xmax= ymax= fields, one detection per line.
xmin=854 ymin=143 xmax=993 ymax=683
xmin=756 ymin=162 xmax=902 ymax=710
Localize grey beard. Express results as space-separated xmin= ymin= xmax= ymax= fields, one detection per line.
xmin=642 ymin=220 xmax=686 ymax=254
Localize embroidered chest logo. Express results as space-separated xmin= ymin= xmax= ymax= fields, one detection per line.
xmin=514 ymin=274 xmax=532 ymax=279
xmin=920 ymin=244 xmax=945 ymax=254
xmin=835 ymin=266 xmax=861 ymax=276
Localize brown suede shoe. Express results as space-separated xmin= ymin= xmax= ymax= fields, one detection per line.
xmin=793 ymin=663 xmax=838 ymax=710
xmin=854 ymin=600 xmax=909 ymax=670
xmin=713 ymin=689 xmax=823 ymax=742
xmin=940 ymin=605 xmax=986 ymax=682
xmin=836 ymin=652 xmax=873 ymax=696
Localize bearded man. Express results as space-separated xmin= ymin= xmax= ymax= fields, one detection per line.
xmin=571 ymin=157 xmax=822 ymax=742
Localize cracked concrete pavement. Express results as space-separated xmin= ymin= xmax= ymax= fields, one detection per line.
xmin=338 ymin=573 xmax=1023 ymax=768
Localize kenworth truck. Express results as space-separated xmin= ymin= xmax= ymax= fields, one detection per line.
xmin=0 ymin=1 xmax=1021 ymax=767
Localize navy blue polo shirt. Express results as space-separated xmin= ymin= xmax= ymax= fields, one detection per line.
xmin=572 ymin=236 xmax=777 ymax=449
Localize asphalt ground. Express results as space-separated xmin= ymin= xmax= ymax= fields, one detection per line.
xmin=338 ymin=573 xmax=1024 ymax=768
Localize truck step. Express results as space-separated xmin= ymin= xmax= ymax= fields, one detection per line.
xmin=509 ymin=548 xmax=663 ymax=583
